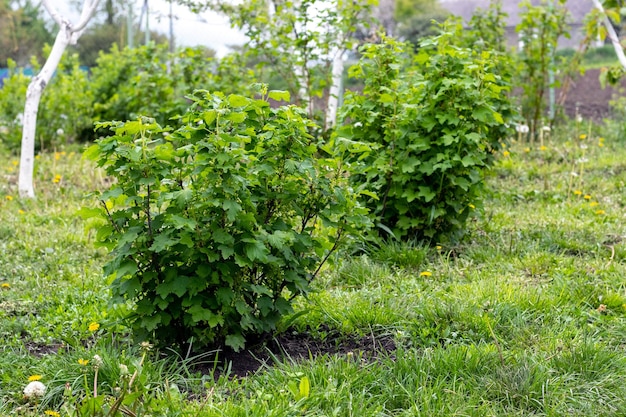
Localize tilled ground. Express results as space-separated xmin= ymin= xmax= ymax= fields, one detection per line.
xmin=554 ymin=68 xmax=624 ymax=122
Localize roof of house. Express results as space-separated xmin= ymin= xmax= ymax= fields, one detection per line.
xmin=440 ymin=0 xmax=593 ymax=27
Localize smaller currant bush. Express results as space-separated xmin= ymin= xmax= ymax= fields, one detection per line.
xmin=338 ymin=29 xmax=514 ymax=242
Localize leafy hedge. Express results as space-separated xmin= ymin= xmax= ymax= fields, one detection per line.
xmin=0 ymin=44 xmax=256 ymax=150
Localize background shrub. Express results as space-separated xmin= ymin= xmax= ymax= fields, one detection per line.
xmin=338 ymin=28 xmax=515 ymax=242
xmin=0 ymin=52 xmax=92 ymax=151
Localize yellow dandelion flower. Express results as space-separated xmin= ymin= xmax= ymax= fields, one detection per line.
xmin=579 ymin=134 xmax=587 ymax=140
xmin=11 ymin=160 xmax=18 ymax=167
xmin=28 ymin=375 xmax=42 ymax=382
xmin=54 ymin=152 xmax=61 ymax=160
xmin=622 ymin=304 xmax=626 ymax=311
xmin=598 ymin=143 xmax=604 ymax=147
xmin=1 ymin=283 xmax=10 ymax=289
xmin=595 ymin=210 xmax=605 ymax=215
xmin=88 ymin=322 xmax=100 ymax=332
xmin=503 ymin=151 xmax=510 ymax=157
xmin=78 ymin=358 xmax=89 ymax=366
xmin=589 ymin=201 xmax=599 ymax=207
xmin=5 ymin=195 xmax=13 ymax=201
xmin=52 ymin=174 xmax=62 ymax=184
xmin=44 ymin=411 xmax=60 ymax=417
xmin=524 ymin=147 xmax=530 ymax=153
xmin=573 ymin=190 xmax=582 ymax=196
xmin=18 ymin=209 xmax=24 ymax=215
xmin=584 ymin=195 xmax=591 ymax=200
xmin=539 ymin=145 xmax=548 ymax=151
xmin=436 ymin=245 xmax=442 ymax=251
xmin=420 ymin=271 xmax=432 ymax=277
xmin=469 ymin=204 xmax=476 ymax=209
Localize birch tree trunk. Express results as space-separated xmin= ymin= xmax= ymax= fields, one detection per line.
xmin=590 ymin=0 xmax=626 ymax=70
xmin=18 ymin=0 xmax=100 ymax=198
xmin=325 ymin=48 xmax=345 ymax=130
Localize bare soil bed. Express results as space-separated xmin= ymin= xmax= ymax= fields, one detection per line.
xmin=555 ymin=68 xmax=624 ymax=122
xmin=198 ymin=326 xmax=396 ymax=378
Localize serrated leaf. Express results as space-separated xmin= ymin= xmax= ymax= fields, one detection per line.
xmin=77 ymin=206 xmax=103 ymax=219
xmin=223 ymin=200 xmax=242 ymax=222
xmin=188 ymin=305 xmax=223 ymax=327
xmin=268 ymin=90 xmax=291 ymax=102
xmin=225 ymin=333 xmax=246 ymax=352
xmin=228 ymin=94 xmax=250 ymax=107
xmin=224 ymin=111 xmax=246 ymax=123
xmin=116 ymin=259 xmax=138 ymax=278
xmin=150 ymin=233 xmax=179 ymax=252
xmin=379 ymin=93 xmax=395 ymax=104
xmin=244 ymin=240 xmax=269 ymax=262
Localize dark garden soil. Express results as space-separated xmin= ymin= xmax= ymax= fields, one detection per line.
xmin=195 ymin=326 xmax=397 ymax=378
xmin=552 ymin=68 xmax=625 ymax=122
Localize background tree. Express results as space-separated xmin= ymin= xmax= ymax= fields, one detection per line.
xmin=69 ymin=0 xmax=168 ymax=67
xmin=395 ymin=0 xmax=449 ymax=45
xmin=0 ymin=0 xmax=54 ymax=67
xmin=18 ymin=0 xmax=99 ymax=198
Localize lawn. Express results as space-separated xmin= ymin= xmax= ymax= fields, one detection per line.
xmin=1 ymin=119 xmax=626 ymax=416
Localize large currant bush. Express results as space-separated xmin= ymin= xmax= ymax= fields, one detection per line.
xmin=338 ymin=28 xmax=514 ymax=242
xmin=83 ymin=88 xmax=369 ymax=351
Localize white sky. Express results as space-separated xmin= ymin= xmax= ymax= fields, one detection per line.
xmin=58 ymin=1 xmax=248 ymax=57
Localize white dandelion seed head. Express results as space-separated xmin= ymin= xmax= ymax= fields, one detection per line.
xmin=56 ymin=128 xmax=64 ymax=136
xmin=119 ymin=364 xmax=129 ymax=375
xmin=542 ymin=126 xmax=551 ymax=132
xmin=93 ymin=354 xmax=103 ymax=367
xmin=23 ymin=381 xmax=46 ymax=398
xmin=516 ymin=124 xmax=529 ymax=133
xmin=576 ymin=115 xmax=583 ymax=123
xmin=354 ymin=122 xmax=363 ymax=128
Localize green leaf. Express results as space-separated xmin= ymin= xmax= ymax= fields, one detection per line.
xmin=76 ymin=206 xmax=103 ymax=219
xmin=188 ymin=305 xmax=223 ymax=327
xmin=268 ymin=90 xmax=291 ymax=102
xmin=244 ymin=240 xmax=269 ymax=262
xmin=228 ymin=94 xmax=250 ymax=107
xmin=225 ymin=333 xmax=246 ymax=352
xmin=156 ymin=275 xmax=189 ymax=298
xmin=150 ymin=233 xmax=179 ymax=252
xmin=117 ymin=259 xmax=138 ymax=278
xmin=223 ymin=200 xmax=242 ymax=222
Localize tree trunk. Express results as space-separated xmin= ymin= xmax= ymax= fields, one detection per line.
xmin=325 ymin=49 xmax=345 ymax=130
xmin=18 ymin=0 xmax=100 ymax=198
xmin=590 ymin=0 xmax=626 ymax=70
xmin=18 ymin=30 xmax=70 ymax=198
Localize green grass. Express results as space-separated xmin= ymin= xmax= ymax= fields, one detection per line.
xmin=2 ymin=120 xmax=626 ymax=416
xmin=557 ymin=44 xmax=619 ymax=69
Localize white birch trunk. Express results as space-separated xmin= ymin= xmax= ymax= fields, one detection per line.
xmin=18 ymin=0 xmax=100 ymax=198
xmin=325 ymin=48 xmax=345 ymax=130
xmin=590 ymin=0 xmax=626 ymax=70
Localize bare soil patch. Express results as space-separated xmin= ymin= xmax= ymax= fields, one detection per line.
xmin=196 ymin=326 xmax=397 ymax=378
